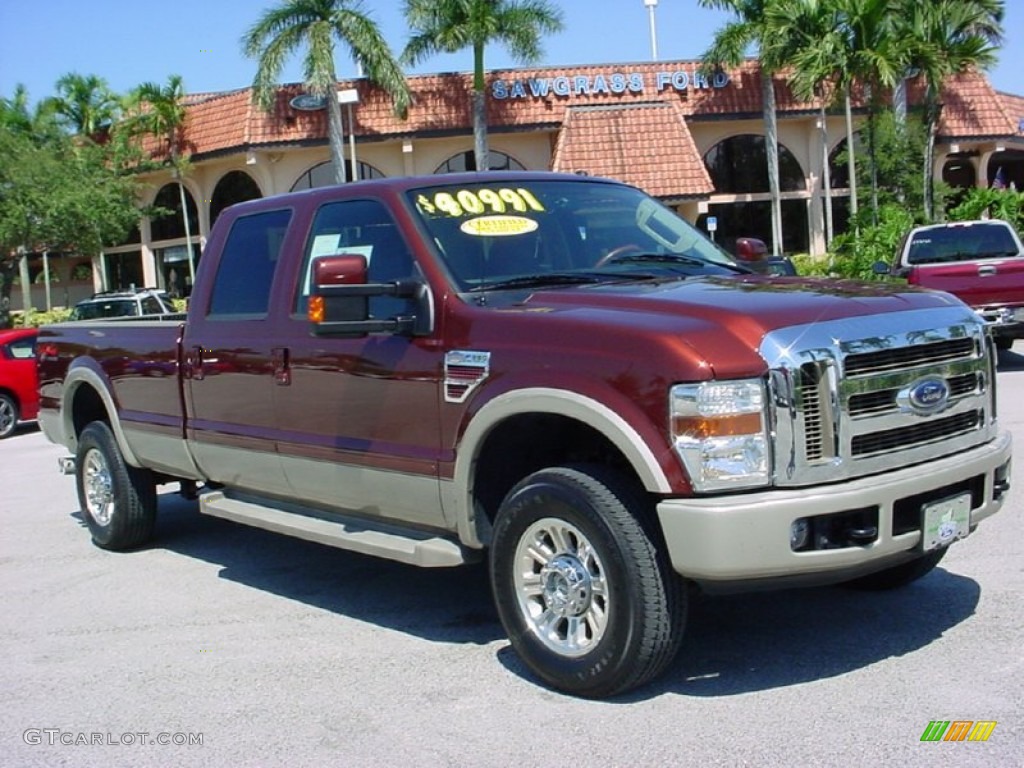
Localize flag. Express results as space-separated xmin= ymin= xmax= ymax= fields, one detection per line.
xmin=992 ymin=166 xmax=1007 ymax=190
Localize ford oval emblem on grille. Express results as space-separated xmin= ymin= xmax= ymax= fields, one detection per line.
xmin=897 ymin=377 xmax=950 ymax=416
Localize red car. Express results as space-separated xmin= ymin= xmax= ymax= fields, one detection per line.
xmin=0 ymin=328 xmax=39 ymax=438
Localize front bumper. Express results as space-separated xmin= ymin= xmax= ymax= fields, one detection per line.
xmin=656 ymin=431 xmax=1011 ymax=587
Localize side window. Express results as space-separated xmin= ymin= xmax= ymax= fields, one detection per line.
xmin=209 ymin=209 xmax=292 ymax=316
xmin=8 ymin=338 xmax=35 ymax=359
xmin=141 ymin=296 xmax=163 ymax=314
xmin=296 ymin=199 xmax=416 ymax=319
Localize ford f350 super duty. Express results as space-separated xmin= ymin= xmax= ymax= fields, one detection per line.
xmin=37 ymin=172 xmax=1011 ymax=697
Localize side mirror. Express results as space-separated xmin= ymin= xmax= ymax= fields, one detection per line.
xmin=871 ymin=260 xmax=891 ymax=276
xmin=308 ymin=254 xmax=432 ymax=336
xmin=734 ymin=237 xmax=768 ymax=262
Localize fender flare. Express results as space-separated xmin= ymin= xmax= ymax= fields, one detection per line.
xmin=61 ymin=362 xmax=144 ymax=468
xmin=447 ymin=387 xmax=672 ymax=548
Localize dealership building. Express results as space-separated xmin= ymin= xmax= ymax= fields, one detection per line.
xmin=21 ymin=58 xmax=1024 ymax=307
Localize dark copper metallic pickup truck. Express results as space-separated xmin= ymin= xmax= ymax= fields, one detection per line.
xmin=37 ymin=172 xmax=1012 ymax=697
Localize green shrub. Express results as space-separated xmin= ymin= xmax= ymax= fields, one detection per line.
xmin=15 ymin=308 xmax=74 ymax=327
xmin=823 ymin=204 xmax=916 ymax=280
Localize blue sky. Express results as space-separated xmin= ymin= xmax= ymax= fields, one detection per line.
xmin=1 ymin=1 xmax=1022 ymax=104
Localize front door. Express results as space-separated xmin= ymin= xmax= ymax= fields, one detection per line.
xmin=273 ymin=198 xmax=446 ymax=528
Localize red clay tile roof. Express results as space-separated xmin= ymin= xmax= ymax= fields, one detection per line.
xmin=996 ymin=90 xmax=1024 ymax=136
xmin=551 ymin=102 xmax=713 ymax=198
xmin=929 ymin=70 xmax=1021 ymax=140
xmin=141 ymin=59 xmax=1021 ymax=182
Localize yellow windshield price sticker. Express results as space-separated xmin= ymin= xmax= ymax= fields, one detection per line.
xmin=460 ymin=215 xmax=540 ymax=237
xmin=416 ymin=187 xmax=545 ymax=218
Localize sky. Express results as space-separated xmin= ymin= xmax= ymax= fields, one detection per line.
xmin=1 ymin=0 xmax=1022 ymax=105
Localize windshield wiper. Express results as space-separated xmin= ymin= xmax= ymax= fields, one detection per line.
xmin=467 ymin=272 xmax=614 ymax=292
xmin=603 ymin=252 xmax=749 ymax=273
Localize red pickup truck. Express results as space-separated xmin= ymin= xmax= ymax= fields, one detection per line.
xmin=892 ymin=219 xmax=1024 ymax=349
xmin=37 ymin=172 xmax=1011 ymax=697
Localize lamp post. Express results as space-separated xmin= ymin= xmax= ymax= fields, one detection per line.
xmin=337 ymin=88 xmax=360 ymax=182
xmin=643 ymin=0 xmax=659 ymax=61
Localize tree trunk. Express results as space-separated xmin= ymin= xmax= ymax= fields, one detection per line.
xmin=18 ymin=252 xmax=31 ymax=315
xmin=923 ymin=86 xmax=939 ymax=222
xmin=176 ymin=177 xmax=196 ymax=287
xmin=844 ymin=88 xmax=859 ymax=233
xmin=472 ymin=43 xmax=489 ymax=171
xmin=820 ymin=103 xmax=833 ymax=249
xmin=0 ymin=258 xmax=15 ymax=329
xmin=326 ymin=95 xmax=348 ymax=185
xmin=762 ymin=71 xmax=782 ymax=256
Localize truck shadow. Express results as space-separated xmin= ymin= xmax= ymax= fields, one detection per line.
xmin=641 ymin=571 xmax=979 ymax=699
xmin=997 ymin=344 xmax=1024 ymax=371
xmin=147 ymin=490 xmax=980 ymax=700
xmin=149 ymin=491 xmax=503 ymax=646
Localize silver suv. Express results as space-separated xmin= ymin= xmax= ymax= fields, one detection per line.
xmin=71 ymin=289 xmax=175 ymax=320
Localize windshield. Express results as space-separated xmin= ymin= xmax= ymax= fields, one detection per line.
xmin=72 ymin=299 xmax=138 ymax=319
xmin=906 ymin=223 xmax=1021 ymax=265
xmin=406 ymin=179 xmax=738 ymax=292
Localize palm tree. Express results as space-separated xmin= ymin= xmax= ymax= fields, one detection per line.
xmin=47 ymin=73 xmax=120 ymax=137
xmin=126 ymin=75 xmax=196 ymax=284
xmin=242 ymin=0 xmax=411 ymax=185
xmin=899 ymin=0 xmax=1002 ymax=220
xmin=403 ymin=0 xmax=564 ymax=172
xmin=699 ymin=0 xmax=789 ymax=256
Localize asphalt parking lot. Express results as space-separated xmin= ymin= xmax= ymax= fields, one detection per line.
xmin=2 ymin=353 xmax=1023 ymax=767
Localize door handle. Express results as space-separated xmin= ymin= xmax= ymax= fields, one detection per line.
xmin=189 ymin=345 xmax=205 ymax=380
xmin=272 ymin=347 xmax=291 ymax=386
xmin=978 ymin=265 xmax=997 ymax=277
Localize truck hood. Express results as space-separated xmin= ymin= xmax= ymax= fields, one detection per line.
xmin=514 ymin=274 xmax=968 ymax=377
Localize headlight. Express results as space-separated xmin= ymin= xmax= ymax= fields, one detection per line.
xmin=670 ymin=379 xmax=771 ymax=491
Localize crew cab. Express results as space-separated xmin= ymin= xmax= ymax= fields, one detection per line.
xmin=891 ymin=219 xmax=1024 ymax=349
xmin=37 ymin=172 xmax=1011 ymax=698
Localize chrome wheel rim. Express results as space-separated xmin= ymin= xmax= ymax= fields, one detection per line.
xmin=513 ymin=517 xmax=609 ymax=657
xmin=0 ymin=399 xmax=14 ymax=435
xmin=82 ymin=448 xmax=114 ymax=525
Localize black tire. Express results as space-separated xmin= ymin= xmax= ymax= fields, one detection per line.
xmin=0 ymin=392 xmax=18 ymax=439
xmin=75 ymin=421 xmax=157 ymax=550
xmin=995 ymin=336 xmax=1014 ymax=351
xmin=489 ymin=465 xmax=685 ymax=698
xmin=841 ymin=548 xmax=947 ymax=590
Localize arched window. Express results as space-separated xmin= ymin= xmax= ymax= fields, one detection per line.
xmin=150 ymin=183 xmax=199 ymax=241
xmin=434 ymin=150 xmax=526 ymax=174
xmin=703 ymin=135 xmax=805 ymax=193
xmin=211 ymin=171 xmax=262 ymax=226
xmin=828 ymin=133 xmax=865 ymax=189
xmin=290 ymin=160 xmax=385 ymax=191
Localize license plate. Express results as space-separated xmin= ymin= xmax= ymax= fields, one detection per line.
xmin=922 ymin=493 xmax=971 ymax=551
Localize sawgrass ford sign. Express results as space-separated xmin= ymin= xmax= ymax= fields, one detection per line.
xmin=492 ymin=67 xmax=730 ymax=99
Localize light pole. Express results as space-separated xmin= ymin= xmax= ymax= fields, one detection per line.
xmin=337 ymin=88 xmax=360 ymax=182
xmin=643 ymin=0 xmax=659 ymax=61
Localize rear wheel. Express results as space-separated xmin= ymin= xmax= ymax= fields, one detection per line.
xmin=490 ymin=465 xmax=685 ymax=698
xmin=841 ymin=548 xmax=947 ymax=590
xmin=0 ymin=393 xmax=18 ymax=439
xmin=75 ymin=421 xmax=157 ymax=550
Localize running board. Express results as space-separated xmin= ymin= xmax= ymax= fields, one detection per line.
xmin=199 ymin=490 xmax=468 ymax=567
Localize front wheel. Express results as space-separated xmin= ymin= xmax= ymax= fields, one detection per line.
xmin=0 ymin=393 xmax=19 ymax=439
xmin=490 ymin=465 xmax=685 ymax=698
xmin=841 ymin=548 xmax=947 ymax=590
xmin=75 ymin=421 xmax=157 ymax=550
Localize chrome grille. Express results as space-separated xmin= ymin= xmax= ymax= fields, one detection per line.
xmin=844 ymin=337 xmax=977 ymax=376
xmin=761 ymin=307 xmax=996 ymax=487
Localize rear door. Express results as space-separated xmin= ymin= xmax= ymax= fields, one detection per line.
xmin=183 ymin=207 xmax=293 ymax=497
